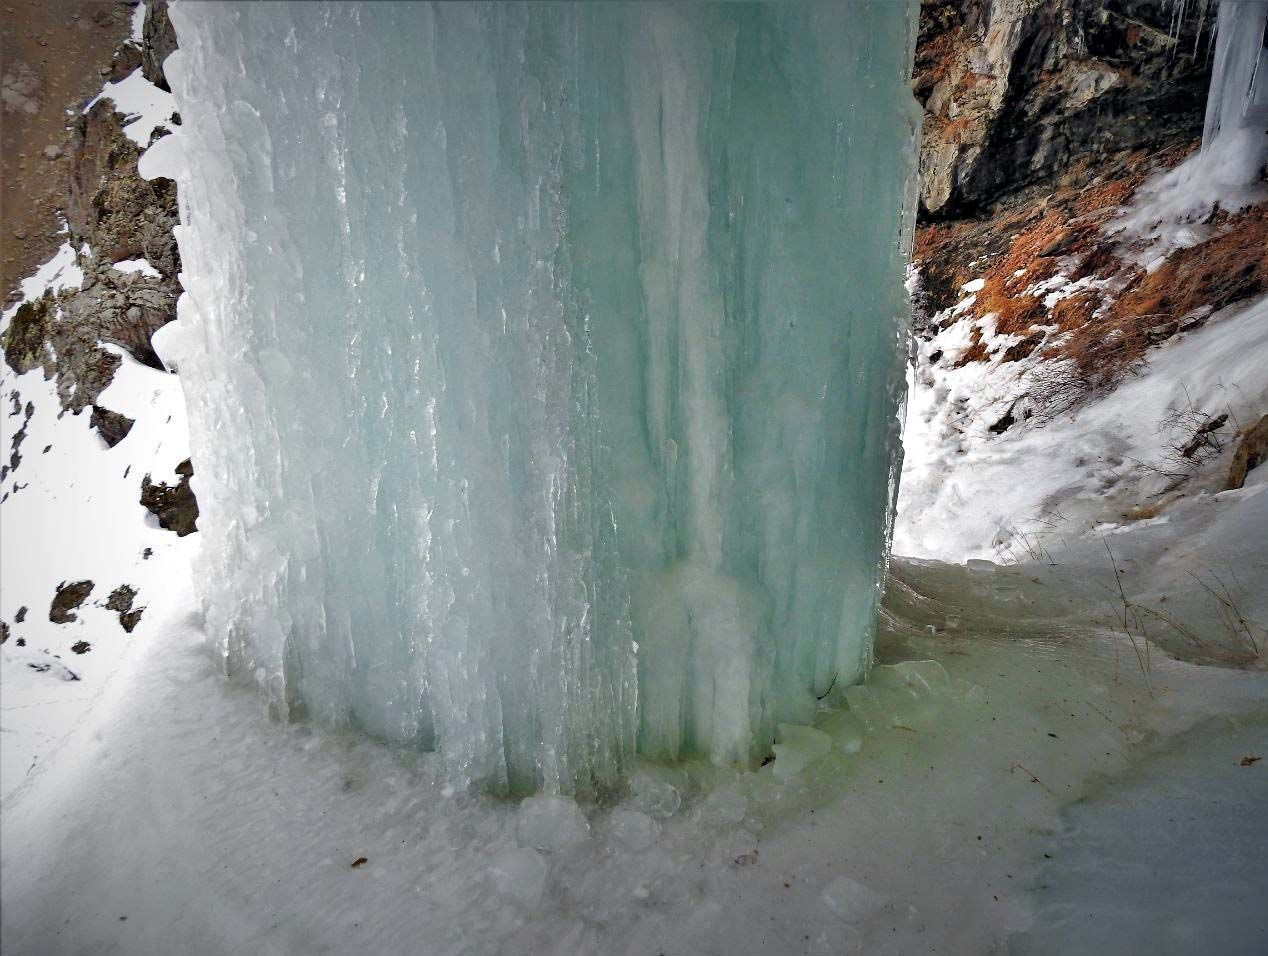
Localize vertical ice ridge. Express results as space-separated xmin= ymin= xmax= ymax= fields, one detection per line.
xmin=158 ymin=1 xmax=918 ymax=795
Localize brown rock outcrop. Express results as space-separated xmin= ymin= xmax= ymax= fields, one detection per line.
xmin=3 ymin=87 xmax=183 ymax=414
xmin=1227 ymin=415 xmax=1268 ymax=490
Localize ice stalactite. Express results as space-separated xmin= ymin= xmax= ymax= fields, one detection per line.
xmin=1115 ymin=0 xmax=1267 ymax=236
xmin=1202 ymin=0 xmax=1268 ymax=157
xmin=144 ymin=1 xmax=920 ymax=795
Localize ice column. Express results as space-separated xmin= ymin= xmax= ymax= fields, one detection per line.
xmin=154 ymin=1 xmax=919 ymax=794
xmin=1203 ymin=0 xmax=1268 ymax=145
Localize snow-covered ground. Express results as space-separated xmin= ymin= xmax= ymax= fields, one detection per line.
xmin=896 ymin=107 xmax=1268 ymax=571
xmin=894 ymin=126 xmax=1268 ymax=670
xmin=2 ymin=545 xmax=1265 ymax=955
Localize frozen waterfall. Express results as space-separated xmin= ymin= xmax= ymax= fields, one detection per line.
xmin=1201 ymin=0 xmax=1268 ymax=181
xmin=147 ymin=1 xmax=919 ymax=795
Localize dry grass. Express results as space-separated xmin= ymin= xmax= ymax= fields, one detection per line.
xmin=1042 ymin=205 xmax=1268 ymax=402
xmin=1113 ymin=205 xmax=1268 ymax=326
xmin=1121 ymin=500 xmax=1169 ymax=521
xmin=914 ymin=137 xmax=1263 ymax=417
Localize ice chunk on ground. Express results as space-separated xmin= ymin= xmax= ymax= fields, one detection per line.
xmin=605 ymin=810 xmax=659 ymax=852
xmin=869 ymin=660 xmax=952 ymax=697
xmin=516 ymin=796 xmax=590 ymax=852
xmin=819 ymin=709 xmax=866 ymax=754
xmin=627 ymin=768 xmax=684 ymax=820
xmin=771 ymin=723 xmax=833 ymax=780
xmin=697 ymin=786 xmax=748 ymax=826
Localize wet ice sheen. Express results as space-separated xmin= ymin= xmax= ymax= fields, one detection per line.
xmin=152 ymin=1 xmax=919 ymax=793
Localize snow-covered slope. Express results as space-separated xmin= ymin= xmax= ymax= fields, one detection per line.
xmin=0 ymin=8 xmax=193 ymax=804
xmin=0 ymin=241 xmax=195 ymax=804
xmin=897 ymin=293 xmax=1268 ymax=563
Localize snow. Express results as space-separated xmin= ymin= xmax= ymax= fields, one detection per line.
xmin=0 ymin=54 xmax=193 ymax=804
xmin=85 ymin=67 xmax=177 ymax=147
xmin=128 ymin=0 xmax=146 ymax=45
xmin=0 ymin=310 xmax=194 ymax=803
xmin=111 ymin=257 xmax=161 ymax=279
xmin=14 ymin=241 xmax=83 ymax=302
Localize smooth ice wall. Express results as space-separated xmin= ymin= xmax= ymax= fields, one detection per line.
xmin=154 ymin=1 xmax=919 ymax=795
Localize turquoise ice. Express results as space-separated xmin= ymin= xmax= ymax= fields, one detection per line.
xmin=157 ymin=1 xmax=919 ymax=795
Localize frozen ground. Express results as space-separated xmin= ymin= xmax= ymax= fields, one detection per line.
xmin=2 ymin=527 xmax=1266 ymax=955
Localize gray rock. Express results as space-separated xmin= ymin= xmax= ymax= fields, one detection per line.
xmin=141 ymin=2 xmax=178 ymax=93
xmin=2 ymin=95 xmax=183 ymax=413
xmin=914 ymin=0 xmax=1213 ymax=219
xmin=1227 ymin=415 xmax=1268 ymax=490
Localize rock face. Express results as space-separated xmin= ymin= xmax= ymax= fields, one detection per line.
xmin=105 ymin=584 xmax=144 ymax=633
xmin=90 ymin=404 xmax=135 ymax=448
xmin=1 ymin=94 xmax=182 ymax=415
xmin=67 ymin=100 xmax=181 ymax=278
xmin=141 ymin=2 xmax=178 ymax=93
xmin=3 ymin=398 xmax=33 ymax=482
xmin=2 ymin=15 xmax=200 ymax=653
xmin=915 ymin=0 xmax=1213 ymax=219
xmin=905 ymin=0 xmax=1266 ymax=421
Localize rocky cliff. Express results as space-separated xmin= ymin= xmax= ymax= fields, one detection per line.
xmin=911 ymin=0 xmax=1265 ymax=408
xmin=915 ymin=0 xmax=1213 ymax=220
